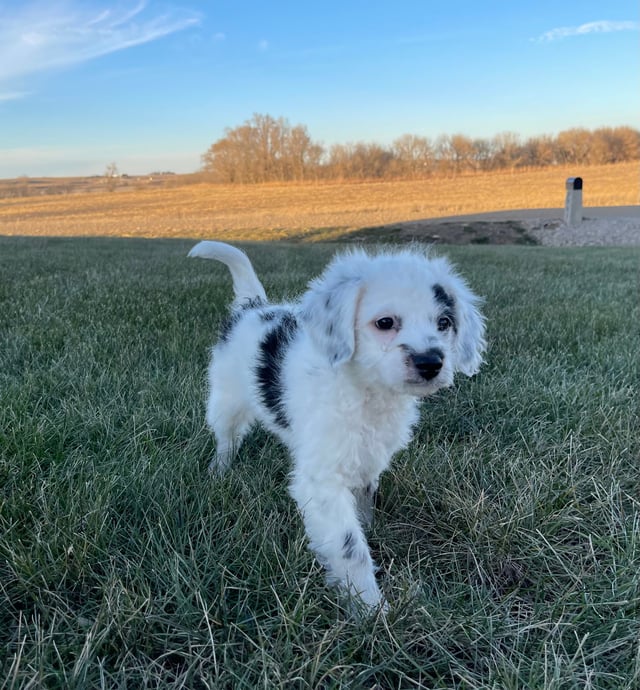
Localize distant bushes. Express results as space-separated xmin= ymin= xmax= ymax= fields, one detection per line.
xmin=201 ymin=114 xmax=640 ymax=183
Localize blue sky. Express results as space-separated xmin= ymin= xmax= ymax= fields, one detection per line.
xmin=0 ymin=0 xmax=638 ymax=178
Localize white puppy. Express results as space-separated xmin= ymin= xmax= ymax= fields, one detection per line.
xmin=189 ymin=241 xmax=485 ymax=611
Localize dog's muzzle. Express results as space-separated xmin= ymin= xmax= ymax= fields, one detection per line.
xmin=410 ymin=349 xmax=444 ymax=381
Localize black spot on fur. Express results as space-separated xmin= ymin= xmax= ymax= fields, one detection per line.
xmin=432 ymin=283 xmax=457 ymax=332
xmin=256 ymin=313 xmax=298 ymax=428
xmin=343 ymin=531 xmax=357 ymax=560
xmin=241 ymin=296 xmax=267 ymax=311
xmin=218 ymin=311 xmax=242 ymax=343
xmin=433 ymin=283 xmax=454 ymax=309
xmin=331 ymin=348 xmax=349 ymax=364
xmin=219 ymin=297 xmax=267 ymax=342
xmin=260 ymin=310 xmax=278 ymax=322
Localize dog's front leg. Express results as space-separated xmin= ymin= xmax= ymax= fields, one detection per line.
xmin=289 ymin=475 xmax=383 ymax=611
xmin=353 ymin=480 xmax=378 ymax=529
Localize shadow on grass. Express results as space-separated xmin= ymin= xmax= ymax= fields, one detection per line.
xmin=285 ymin=219 xmax=539 ymax=245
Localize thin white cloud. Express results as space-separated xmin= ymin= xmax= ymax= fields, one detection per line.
xmin=0 ymin=1 xmax=201 ymax=82
xmin=536 ymin=20 xmax=640 ymax=42
xmin=0 ymin=144 xmax=199 ymax=177
xmin=0 ymin=91 xmax=31 ymax=102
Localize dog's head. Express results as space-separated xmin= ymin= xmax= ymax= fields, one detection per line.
xmin=300 ymin=248 xmax=486 ymax=396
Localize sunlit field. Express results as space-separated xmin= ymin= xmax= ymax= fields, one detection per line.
xmin=1 ymin=161 xmax=637 ymax=241
xmin=1 ymin=237 xmax=638 ymax=687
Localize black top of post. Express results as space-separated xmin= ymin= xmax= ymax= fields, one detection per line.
xmin=572 ymin=177 xmax=583 ymax=190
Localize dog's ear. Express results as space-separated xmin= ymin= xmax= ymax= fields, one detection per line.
xmin=452 ymin=282 xmax=486 ymax=376
xmin=300 ymin=268 xmax=363 ymax=366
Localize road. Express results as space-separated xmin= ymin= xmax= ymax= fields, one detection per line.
xmin=424 ymin=206 xmax=640 ymax=224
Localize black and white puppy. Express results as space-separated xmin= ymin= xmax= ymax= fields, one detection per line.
xmin=189 ymin=241 xmax=486 ymax=610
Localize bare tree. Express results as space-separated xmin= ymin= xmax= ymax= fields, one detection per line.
xmin=434 ymin=134 xmax=477 ymax=174
xmin=284 ymin=124 xmax=324 ymax=181
xmin=590 ymin=126 xmax=640 ymax=164
xmin=391 ymin=134 xmax=434 ymax=178
xmin=491 ymin=132 xmax=523 ymax=170
xmin=104 ymin=162 xmax=119 ymax=191
xmin=615 ymin=126 xmax=640 ymax=161
xmin=521 ymin=135 xmax=555 ymax=167
xmin=201 ymin=117 xmax=640 ymax=183
xmin=555 ymin=128 xmax=592 ymax=165
xmin=449 ymin=134 xmax=476 ymax=172
xmin=325 ymin=142 xmax=393 ymax=179
xmin=471 ymin=138 xmax=494 ymax=171
xmin=202 ymin=114 xmax=322 ymax=183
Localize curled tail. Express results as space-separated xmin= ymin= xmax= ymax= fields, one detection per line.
xmin=188 ymin=241 xmax=267 ymax=307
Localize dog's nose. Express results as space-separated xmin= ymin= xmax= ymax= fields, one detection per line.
xmin=411 ymin=350 xmax=444 ymax=381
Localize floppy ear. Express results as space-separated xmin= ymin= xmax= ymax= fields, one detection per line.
xmin=451 ymin=281 xmax=486 ymax=376
xmin=300 ymin=271 xmax=363 ymax=366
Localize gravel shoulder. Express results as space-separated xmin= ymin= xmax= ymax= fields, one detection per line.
xmin=524 ymin=216 xmax=640 ymax=247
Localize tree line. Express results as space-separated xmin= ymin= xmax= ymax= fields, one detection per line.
xmin=201 ymin=114 xmax=640 ymax=183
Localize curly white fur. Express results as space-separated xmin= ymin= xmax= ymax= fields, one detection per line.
xmin=189 ymin=241 xmax=486 ymax=611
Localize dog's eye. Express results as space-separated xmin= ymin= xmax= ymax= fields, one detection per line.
xmin=437 ymin=316 xmax=452 ymax=332
xmin=375 ymin=317 xmax=396 ymax=331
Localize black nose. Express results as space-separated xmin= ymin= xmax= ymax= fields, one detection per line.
xmin=411 ymin=350 xmax=444 ymax=381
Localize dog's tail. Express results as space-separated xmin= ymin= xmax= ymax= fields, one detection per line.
xmin=188 ymin=241 xmax=268 ymax=307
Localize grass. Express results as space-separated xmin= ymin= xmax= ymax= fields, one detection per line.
xmin=1 ymin=236 xmax=639 ymax=688
xmin=1 ymin=161 xmax=638 ymax=240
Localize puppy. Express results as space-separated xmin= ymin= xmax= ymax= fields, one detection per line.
xmin=189 ymin=241 xmax=485 ymax=611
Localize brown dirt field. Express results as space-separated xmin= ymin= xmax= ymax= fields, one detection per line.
xmin=0 ymin=162 xmax=637 ymax=243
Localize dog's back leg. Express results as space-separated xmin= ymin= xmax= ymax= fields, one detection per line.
xmin=204 ymin=343 xmax=257 ymax=473
xmin=206 ymin=392 xmax=254 ymax=474
xmin=208 ymin=415 xmax=253 ymax=474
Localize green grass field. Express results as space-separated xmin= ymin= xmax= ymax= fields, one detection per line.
xmin=1 ymin=237 xmax=638 ymax=689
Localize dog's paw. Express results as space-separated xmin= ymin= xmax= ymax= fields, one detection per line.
xmin=336 ymin=571 xmax=389 ymax=617
xmin=339 ymin=589 xmax=389 ymax=619
xmin=207 ymin=454 xmax=231 ymax=476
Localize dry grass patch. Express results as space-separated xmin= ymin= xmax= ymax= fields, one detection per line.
xmin=0 ymin=162 xmax=637 ymax=240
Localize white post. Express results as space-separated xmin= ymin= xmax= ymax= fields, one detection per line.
xmin=564 ymin=177 xmax=583 ymax=226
